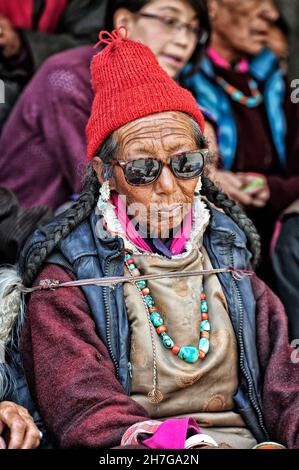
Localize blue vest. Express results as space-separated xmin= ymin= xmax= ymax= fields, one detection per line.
xmin=183 ymin=48 xmax=287 ymax=171
xmin=14 ymin=207 xmax=270 ymax=443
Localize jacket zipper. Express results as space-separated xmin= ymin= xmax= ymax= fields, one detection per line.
xmin=103 ymin=251 xmax=121 ymax=377
xmin=228 ymin=232 xmax=269 ymax=440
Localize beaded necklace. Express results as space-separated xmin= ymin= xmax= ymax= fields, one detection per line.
xmin=124 ymin=252 xmax=211 ymax=364
xmin=216 ymin=76 xmax=263 ymax=108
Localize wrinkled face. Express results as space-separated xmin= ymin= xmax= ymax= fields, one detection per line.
xmin=210 ymin=0 xmax=279 ymax=58
xmin=114 ymin=0 xmax=199 ymax=78
xmin=94 ymin=112 xmax=202 ymax=239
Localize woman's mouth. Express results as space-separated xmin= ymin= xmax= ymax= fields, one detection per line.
xmin=160 ymin=54 xmax=184 ymax=69
xmin=156 ymin=204 xmax=185 ymax=216
xmin=251 ymin=29 xmax=269 ymax=42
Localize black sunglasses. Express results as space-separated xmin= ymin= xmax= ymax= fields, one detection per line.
xmin=112 ymin=149 xmax=208 ymax=186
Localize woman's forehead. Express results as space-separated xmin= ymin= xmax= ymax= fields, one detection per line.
xmin=116 ymin=112 xmax=194 ymax=146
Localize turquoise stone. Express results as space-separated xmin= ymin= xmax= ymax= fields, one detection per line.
xmin=124 ymin=254 xmax=131 ymax=261
xmin=199 ymin=337 xmax=210 ymax=354
xmin=136 ymin=280 xmax=147 ymax=289
xmin=178 ymin=346 xmax=199 ymax=363
xmin=150 ymin=312 xmax=163 ymax=327
xmin=200 ymin=300 xmax=208 ymax=313
xmin=144 ymin=295 xmax=154 ymax=308
xmin=128 ymin=263 xmax=136 ymax=270
xmin=247 ymin=98 xmax=256 ymax=107
xmin=200 ymin=320 xmax=210 ymax=332
xmin=233 ymin=90 xmax=243 ymax=101
xmin=161 ymin=332 xmax=174 ymax=349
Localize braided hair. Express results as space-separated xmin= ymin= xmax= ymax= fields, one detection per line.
xmin=201 ymin=177 xmax=261 ymax=268
xmin=23 ymin=125 xmax=260 ymax=286
xmin=23 ymin=170 xmax=99 ymax=287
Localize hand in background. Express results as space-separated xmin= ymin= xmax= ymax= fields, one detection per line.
xmin=0 ymin=401 xmax=41 ymax=449
xmin=237 ymin=172 xmax=270 ymax=208
xmin=208 ymin=169 xmax=255 ymax=206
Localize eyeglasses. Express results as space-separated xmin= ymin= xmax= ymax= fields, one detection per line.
xmin=136 ymin=12 xmax=209 ymax=45
xmin=113 ymin=149 xmax=208 ymax=186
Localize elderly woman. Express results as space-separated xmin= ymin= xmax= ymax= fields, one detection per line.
xmin=5 ymin=30 xmax=295 ymax=449
xmin=185 ymin=0 xmax=299 ymax=284
xmin=0 ymin=0 xmax=213 ymax=211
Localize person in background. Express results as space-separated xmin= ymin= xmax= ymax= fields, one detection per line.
xmin=184 ymin=0 xmax=299 ymax=284
xmin=0 ymin=0 xmax=106 ymax=129
xmin=0 ymin=0 xmax=212 ymax=211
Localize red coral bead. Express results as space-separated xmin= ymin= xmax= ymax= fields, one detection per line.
xmin=156 ymin=326 xmax=167 ymax=335
xmin=199 ymin=351 xmax=206 ymax=359
xmin=126 ymin=258 xmax=134 ymax=265
xmin=201 ymin=313 xmax=208 ymax=320
xmin=142 ymin=288 xmax=150 ymax=295
xmin=201 ymin=331 xmax=210 ymax=339
xmin=200 ymin=292 xmax=206 ymax=300
xmin=172 ymin=345 xmax=181 ymax=355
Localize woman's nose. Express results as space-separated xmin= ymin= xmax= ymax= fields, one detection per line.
xmin=261 ymin=1 xmax=280 ymax=22
xmin=155 ymin=164 xmax=176 ymax=195
xmin=174 ymin=26 xmax=190 ymax=48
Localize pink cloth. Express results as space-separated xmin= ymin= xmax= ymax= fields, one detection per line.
xmin=143 ymin=417 xmax=201 ymax=449
xmin=270 ymin=220 xmax=283 ymax=257
xmin=111 ymin=192 xmax=192 ymax=255
xmin=207 ymin=47 xmax=249 ymax=73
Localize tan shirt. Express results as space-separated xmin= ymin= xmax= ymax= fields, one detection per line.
xmin=124 ymin=244 xmax=257 ymax=449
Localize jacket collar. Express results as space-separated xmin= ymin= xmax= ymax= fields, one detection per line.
xmin=20 ymin=203 xmax=250 ymax=276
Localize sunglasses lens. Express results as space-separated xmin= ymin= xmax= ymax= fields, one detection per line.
xmin=124 ymin=158 xmax=160 ymax=185
xmin=171 ymin=151 xmax=204 ymax=179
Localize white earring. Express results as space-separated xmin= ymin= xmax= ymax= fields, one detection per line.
xmin=97 ymin=180 xmax=111 ymax=211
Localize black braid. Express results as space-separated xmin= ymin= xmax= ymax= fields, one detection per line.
xmin=23 ymin=170 xmax=99 ymax=287
xmin=202 ymin=176 xmax=261 ymax=268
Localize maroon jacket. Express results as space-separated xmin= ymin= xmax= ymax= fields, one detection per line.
xmin=21 ymin=264 xmax=299 ymax=448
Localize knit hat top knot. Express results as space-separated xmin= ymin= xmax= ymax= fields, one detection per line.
xmin=86 ymin=26 xmax=205 ymax=160
xmin=95 ymin=25 xmax=128 ymax=47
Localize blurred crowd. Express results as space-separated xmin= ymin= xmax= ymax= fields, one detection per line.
xmin=0 ymin=0 xmax=299 ymax=449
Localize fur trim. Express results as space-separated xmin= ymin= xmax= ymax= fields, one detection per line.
xmin=0 ymin=266 xmax=25 ymax=399
xmin=99 ymin=195 xmax=210 ymax=258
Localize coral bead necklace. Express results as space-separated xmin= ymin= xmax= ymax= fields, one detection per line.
xmin=216 ymin=76 xmax=263 ymax=108
xmin=124 ymin=252 xmax=211 ymax=364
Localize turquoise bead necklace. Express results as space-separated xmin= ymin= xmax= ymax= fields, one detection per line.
xmin=216 ymin=76 xmax=263 ymax=108
xmin=125 ymin=252 xmax=211 ymax=365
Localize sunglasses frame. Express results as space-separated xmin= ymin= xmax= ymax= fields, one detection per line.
xmin=113 ymin=149 xmax=209 ymax=186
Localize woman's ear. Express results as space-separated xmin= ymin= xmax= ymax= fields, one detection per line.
xmin=92 ymin=157 xmax=116 ymax=190
xmin=93 ymin=157 xmax=104 ymax=184
xmin=113 ymin=8 xmax=135 ymax=34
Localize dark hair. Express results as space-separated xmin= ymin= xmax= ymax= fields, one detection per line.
xmin=104 ymin=0 xmax=210 ymax=76
xmin=23 ymin=122 xmax=261 ymax=286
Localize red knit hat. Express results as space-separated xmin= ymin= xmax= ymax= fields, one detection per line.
xmin=86 ymin=27 xmax=205 ymax=160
